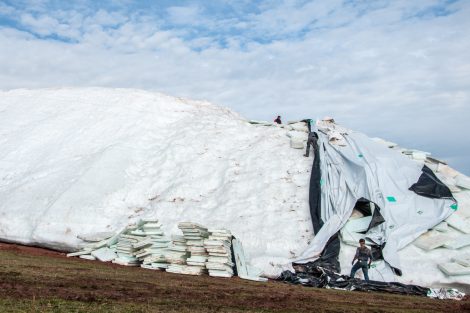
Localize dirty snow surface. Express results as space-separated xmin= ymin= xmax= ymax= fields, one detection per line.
xmin=0 ymin=88 xmax=312 ymax=275
xmin=1 ymin=87 xmax=469 ymax=288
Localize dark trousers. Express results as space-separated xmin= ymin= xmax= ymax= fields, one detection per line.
xmin=305 ymin=141 xmax=312 ymax=157
xmin=350 ymin=261 xmax=369 ymax=281
xmin=305 ymin=139 xmax=317 ymax=157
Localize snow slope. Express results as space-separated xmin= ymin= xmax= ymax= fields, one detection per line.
xmin=0 ymin=88 xmax=313 ymax=275
xmin=0 ymin=87 xmax=469 ymax=288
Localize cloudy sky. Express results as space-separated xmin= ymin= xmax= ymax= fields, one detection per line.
xmin=0 ymin=0 xmax=469 ymax=174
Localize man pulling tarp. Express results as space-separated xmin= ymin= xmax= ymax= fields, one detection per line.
xmin=350 ymin=239 xmax=372 ymax=281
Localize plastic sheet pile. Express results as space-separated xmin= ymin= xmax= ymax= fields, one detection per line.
xmin=279 ymin=261 xmax=465 ymax=300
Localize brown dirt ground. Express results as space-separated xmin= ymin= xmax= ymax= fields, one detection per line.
xmin=0 ymin=242 xmax=468 ymax=313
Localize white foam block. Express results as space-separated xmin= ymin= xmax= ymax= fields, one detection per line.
xmin=79 ymin=254 xmax=96 ymax=260
xmin=438 ymin=262 xmax=470 ymax=276
xmin=239 ymin=274 xmax=268 ymax=282
xmin=209 ymin=271 xmax=233 ymax=278
xmin=289 ymin=122 xmax=308 ymax=132
xmin=113 ymin=259 xmax=140 ymax=266
xmin=455 ymin=175 xmax=470 ymax=190
xmin=444 ymin=234 xmax=470 ymax=249
xmin=413 ymin=231 xmax=450 ymax=251
xmin=91 ymin=247 xmax=117 ymax=262
xmin=433 ymin=222 xmax=449 ymax=232
xmin=412 ymin=152 xmax=427 ymax=161
xmin=446 ymin=214 xmax=470 ymax=234
xmin=232 ymin=238 xmax=266 ymax=281
xmin=290 ymin=137 xmax=304 ymax=149
xmin=66 ymin=249 xmax=93 ymax=257
xmin=452 ymin=255 xmax=470 ymax=267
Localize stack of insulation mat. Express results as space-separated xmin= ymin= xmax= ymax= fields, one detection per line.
xmin=113 ymin=226 xmax=141 ymax=266
xmin=134 ymin=220 xmax=170 ymax=270
xmin=113 ymin=219 xmax=170 ymax=268
xmin=67 ymin=219 xmax=171 ymax=268
xmin=66 ymin=231 xmax=120 ymax=262
xmin=169 ymin=222 xmax=210 ymax=276
xmin=67 ymin=220 xmax=266 ymax=281
xmin=204 ymin=229 xmax=234 ymax=277
xmin=165 ymin=235 xmax=190 ymax=273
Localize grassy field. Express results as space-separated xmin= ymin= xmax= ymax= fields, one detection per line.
xmin=0 ymin=243 xmax=468 ymax=313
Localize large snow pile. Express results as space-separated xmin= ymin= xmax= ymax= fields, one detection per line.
xmin=0 ymin=87 xmax=469 ymax=288
xmin=0 ymin=88 xmax=312 ymax=276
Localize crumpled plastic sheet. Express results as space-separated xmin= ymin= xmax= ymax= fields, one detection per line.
xmin=279 ymin=261 xmax=431 ymax=297
xmin=427 ymin=288 xmax=466 ymax=300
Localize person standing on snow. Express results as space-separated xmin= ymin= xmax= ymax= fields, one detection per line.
xmin=274 ymin=116 xmax=282 ymax=124
xmin=304 ymin=132 xmax=318 ymax=157
xmin=350 ymin=238 xmax=372 ymax=281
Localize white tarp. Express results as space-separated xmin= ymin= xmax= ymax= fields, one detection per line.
xmin=294 ymin=119 xmax=456 ymax=273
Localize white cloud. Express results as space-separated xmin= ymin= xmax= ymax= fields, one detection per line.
xmin=166 ymin=5 xmax=204 ymax=25
xmin=91 ymin=9 xmax=126 ymax=27
xmin=20 ymin=13 xmax=60 ymax=36
xmin=0 ymin=2 xmax=16 ymax=15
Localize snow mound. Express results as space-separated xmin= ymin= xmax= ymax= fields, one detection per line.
xmin=1 ymin=87 xmax=470 ymax=288
xmin=0 ymin=88 xmax=312 ymax=275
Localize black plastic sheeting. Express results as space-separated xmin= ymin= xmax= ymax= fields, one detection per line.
xmin=370 ymin=244 xmax=384 ymax=261
xmin=364 ymin=208 xmax=403 ymax=276
xmin=314 ymin=233 xmax=341 ymax=272
xmin=308 ymin=134 xmax=323 ymax=234
xmin=279 ymin=261 xmax=429 ymax=296
xmin=304 ymin=120 xmax=342 ymax=273
xmin=354 ymin=198 xmax=373 ymax=218
xmin=410 ymin=165 xmax=455 ymax=199
xmin=365 ymin=206 xmax=386 ymax=233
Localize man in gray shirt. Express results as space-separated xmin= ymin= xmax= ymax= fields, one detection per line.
xmin=350 ymin=238 xmax=372 ymax=281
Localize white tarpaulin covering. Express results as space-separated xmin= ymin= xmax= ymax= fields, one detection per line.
xmin=294 ymin=119 xmax=456 ymax=274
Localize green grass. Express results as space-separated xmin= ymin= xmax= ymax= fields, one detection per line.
xmin=0 ymin=244 xmax=467 ymax=312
